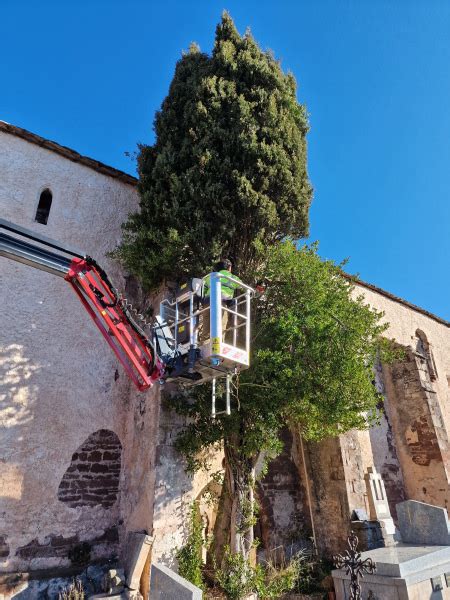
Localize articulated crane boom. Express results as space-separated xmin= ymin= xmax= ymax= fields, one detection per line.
xmin=0 ymin=218 xmax=162 ymax=390
xmin=1 ymin=219 xmax=254 ymax=403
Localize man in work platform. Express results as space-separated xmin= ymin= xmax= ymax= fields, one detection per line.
xmin=201 ymin=258 xmax=243 ymax=343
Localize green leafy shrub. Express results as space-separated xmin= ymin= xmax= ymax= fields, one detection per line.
xmin=215 ymin=546 xmax=308 ymax=599
xmin=176 ymin=501 xmax=205 ymax=590
xmin=254 ymin=561 xmax=297 ymax=599
xmin=292 ymin=551 xmax=334 ymax=594
xmin=215 ymin=546 xmax=258 ymax=599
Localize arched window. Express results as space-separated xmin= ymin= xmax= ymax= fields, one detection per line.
xmin=35 ymin=188 xmax=53 ymax=224
xmin=415 ymin=329 xmax=438 ymax=381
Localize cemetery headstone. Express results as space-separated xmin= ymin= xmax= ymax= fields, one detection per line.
xmin=396 ymin=499 xmax=450 ymax=545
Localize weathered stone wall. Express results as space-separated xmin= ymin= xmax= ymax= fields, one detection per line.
xmin=57 ymin=429 xmax=122 ymax=509
xmin=354 ymin=283 xmax=450 ymax=514
xmin=300 ymin=430 xmax=374 ymax=556
xmin=257 ymin=428 xmax=310 ymax=554
xmin=381 ymin=349 xmax=450 ymax=508
xmin=119 ymin=380 xmax=161 ymax=552
xmin=151 ymin=400 xmax=223 ymax=567
xmin=368 ymin=362 xmax=406 ymax=519
xmin=0 ymin=129 xmax=161 ymax=574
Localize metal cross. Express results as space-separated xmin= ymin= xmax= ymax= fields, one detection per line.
xmin=333 ymin=531 xmax=376 ymax=600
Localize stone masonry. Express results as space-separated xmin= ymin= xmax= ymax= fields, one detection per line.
xmin=257 ymin=428 xmax=309 ymax=554
xmin=57 ymin=429 xmax=122 ymax=509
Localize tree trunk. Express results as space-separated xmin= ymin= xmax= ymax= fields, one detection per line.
xmin=225 ymin=443 xmax=255 ymax=563
xmin=209 ymin=464 xmax=232 ymax=569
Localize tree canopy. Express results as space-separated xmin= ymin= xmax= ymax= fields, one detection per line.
xmin=172 ymin=241 xmax=387 ymax=465
xmin=116 ymin=12 xmax=312 ymax=288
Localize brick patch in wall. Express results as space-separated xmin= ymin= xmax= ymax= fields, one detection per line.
xmin=15 ymin=526 xmax=119 ymax=561
xmin=58 ymin=429 xmax=122 ymax=509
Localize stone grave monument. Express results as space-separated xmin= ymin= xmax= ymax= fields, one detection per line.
xmin=350 ymin=466 xmax=398 ymax=550
xmin=396 ymin=499 xmax=450 ymax=546
xmin=333 ymin=499 xmax=450 ymax=599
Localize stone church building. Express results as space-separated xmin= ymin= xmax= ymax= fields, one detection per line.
xmin=1 ymin=121 xmax=449 ymax=592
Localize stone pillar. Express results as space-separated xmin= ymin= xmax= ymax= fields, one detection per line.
xmin=368 ymin=361 xmax=406 ymax=520
xmin=303 ymin=429 xmax=375 ymax=557
xmin=381 ymin=348 xmax=450 ymax=511
xmin=364 ymin=466 xmax=396 ymax=536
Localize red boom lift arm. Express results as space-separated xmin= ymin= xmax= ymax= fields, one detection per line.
xmin=0 ymin=219 xmax=163 ymax=391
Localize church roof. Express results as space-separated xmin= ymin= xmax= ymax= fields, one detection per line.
xmin=0 ymin=120 xmax=138 ymax=186
xmin=345 ymin=274 xmax=450 ymax=328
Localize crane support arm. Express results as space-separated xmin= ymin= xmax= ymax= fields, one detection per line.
xmin=0 ymin=219 xmax=162 ymax=391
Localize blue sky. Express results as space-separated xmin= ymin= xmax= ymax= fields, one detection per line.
xmin=1 ymin=0 xmax=449 ymax=319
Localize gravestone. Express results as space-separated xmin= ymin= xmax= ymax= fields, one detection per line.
xmin=150 ymin=562 xmax=202 ymax=599
xmin=333 ymin=499 xmax=450 ymax=599
xmin=397 ymin=499 xmax=450 ymax=545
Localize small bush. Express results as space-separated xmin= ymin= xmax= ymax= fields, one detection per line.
xmin=292 ymin=551 xmax=333 ymax=594
xmin=255 ymin=556 xmax=300 ymax=599
xmin=215 ymin=546 xmax=301 ymax=599
xmin=176 ymin=501 xmax=205 ymax=590
xmin=215 ymin=547 xmax=258 ymax=600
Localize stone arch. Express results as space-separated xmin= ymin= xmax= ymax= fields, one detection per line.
xmin=58 ymin=429 xmax=122 ymax=509
xmin=35 ymin=188 xmax=53 ymax=224
xmin=415 ymin=329 xmax=438 ymax=381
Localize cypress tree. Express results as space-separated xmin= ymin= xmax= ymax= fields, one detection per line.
xmin=116 ymin=12 xmax=312 ymax=288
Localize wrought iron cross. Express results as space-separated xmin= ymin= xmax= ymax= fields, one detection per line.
xmin=333 ymin=531 xmax=376 ymax=600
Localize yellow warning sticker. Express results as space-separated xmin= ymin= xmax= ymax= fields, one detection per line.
xmin=211 ymin=337 xmax=221 ymax=354
xmin=178 ymin=325 xmax=185 ymax=333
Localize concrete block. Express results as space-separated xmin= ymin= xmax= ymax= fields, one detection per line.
xmin=150 ymin=562 xmax=202 ymax=599
xmin=397 ymin=499 xmax=450 ymax=545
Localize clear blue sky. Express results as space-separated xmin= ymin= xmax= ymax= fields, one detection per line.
xmin=1 ymin=1 xmax=449 ymax=319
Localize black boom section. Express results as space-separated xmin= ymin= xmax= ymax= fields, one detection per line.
xmin=0 ymin=218 xmax=84 ymax=258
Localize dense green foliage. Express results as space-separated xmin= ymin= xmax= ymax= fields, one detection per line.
xmin=176 ymin=502 xmax=205 ymax=590
xmin=171 ymin=241 xmax=388 ymax=467
xmin=215 ymin=546 xmax=259 ymax=599
xmin=115 ymin=12 xmax=312 ymax=289
xmin=215 ymin=545 xmax=326 ymax=599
